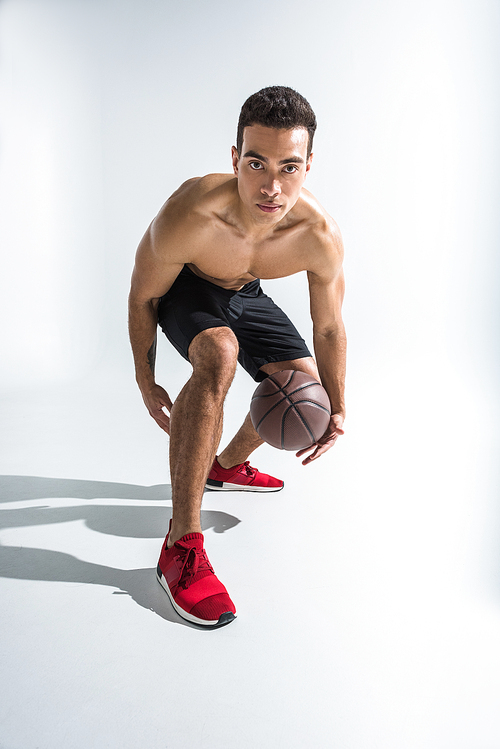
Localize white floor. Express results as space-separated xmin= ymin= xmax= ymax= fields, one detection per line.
xmin=1 ymin=361 xmax=500 ymax=749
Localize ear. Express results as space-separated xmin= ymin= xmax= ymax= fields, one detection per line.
xmin=231 ymin=146 xmax=239 ymax=175
xmin=305 ymin=152 xmax=313 ymax=175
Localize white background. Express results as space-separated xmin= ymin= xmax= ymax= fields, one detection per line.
xmin=1 ymin=1 xmax=499 ymax=747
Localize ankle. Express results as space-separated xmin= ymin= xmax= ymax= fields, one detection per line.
xmin=216 ymin=453 xmax=245 ymax=470
xmin=167 ymin=521 xmax=202 ymax=547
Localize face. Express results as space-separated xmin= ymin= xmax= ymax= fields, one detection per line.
xmin=231 ymin=125 xmax=312 ymax=222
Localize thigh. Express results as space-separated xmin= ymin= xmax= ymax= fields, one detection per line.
xmin=157 ymin=267 xmax=232 ymax=362
xmin=259 ymin=356 xmax=319 ymax=380
xmin=232 ymin=288 xmax=312 ymax=381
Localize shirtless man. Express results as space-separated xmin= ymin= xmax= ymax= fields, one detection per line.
xmin=128 ymin=86 xmax=346 ymax=628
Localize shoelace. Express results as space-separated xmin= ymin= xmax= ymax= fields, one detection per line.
xmin=239 ymin=461 xmax=256 ymax=477
xmin=174 ymin=540 xmax=213 ymax=589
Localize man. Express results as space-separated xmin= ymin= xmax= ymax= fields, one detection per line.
xmin=128 ymin=86 xmax=346 ymax=629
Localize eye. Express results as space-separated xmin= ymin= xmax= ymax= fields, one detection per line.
xmin=283 ymin=165 xmax=298 ymax=173
xmin=249 ymin=161 xmax=263 ymax=170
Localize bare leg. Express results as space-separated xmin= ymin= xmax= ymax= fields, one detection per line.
xmin=168 ymin=328 xmax=238 ymax=546
xmin=217 ymin=356 xmax=320 ymax=469
xmin=217 ymin=412 xmax=264 ymax=469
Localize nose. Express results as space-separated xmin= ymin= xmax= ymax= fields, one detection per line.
xmin=261 ymin=176 xmax=281 ymax=199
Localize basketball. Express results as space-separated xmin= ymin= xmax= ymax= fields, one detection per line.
xmin=250 ymin=370 xmax=331 ymax=451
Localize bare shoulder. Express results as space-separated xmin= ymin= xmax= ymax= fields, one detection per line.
xmin=141 ymin=173 xmax=233 ymax=261
xmin=132 ymin=173 xmax=236 ymax=301
xmin=155 ymin=174 xmax=232 ymax=226
xmin=298 ymin=189 xmax=344 ymax=280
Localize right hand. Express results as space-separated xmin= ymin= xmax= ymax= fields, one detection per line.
xmin=141 ymin=383 xmax=173 ymax=433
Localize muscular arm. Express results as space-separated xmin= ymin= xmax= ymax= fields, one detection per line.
xmin=308 ymin=266 xmax=346 ymax=417
xmin=128 ymin=218 xmax=184 ymax=431
xmin=298 ymin=222 xmax=346 ymax=463
xmin=128 ymin=287 xmax=160 ymax=392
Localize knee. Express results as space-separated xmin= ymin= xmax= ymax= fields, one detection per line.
xmin=189 ymin=327 xmax=238 ymax=392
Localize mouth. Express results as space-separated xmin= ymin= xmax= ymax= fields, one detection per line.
xmin=257 ymin=203 xmax=282 ymax=213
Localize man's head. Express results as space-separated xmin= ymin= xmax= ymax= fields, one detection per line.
xmin=231 ymin=87 xmax=317 ymax=223
xmin=236 ymin=86 xmax=317 ymax=160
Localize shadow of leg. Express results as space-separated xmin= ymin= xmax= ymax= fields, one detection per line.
xmin=0 ymin=543 xmax=199 ymax=628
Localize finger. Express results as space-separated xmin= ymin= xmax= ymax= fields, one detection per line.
xmin=302 ymin=445 xmax=325 ymax=464
xmin=295 ymin=442 xmax=320 ymax=462
xmin=295 ymin=446 xmax=311 ymax=458
xmin=160 ymin=396 xmax=173 ymax=412
xmin=295 ymin=426 xmax=341 ymax=459
xmin=149 ymin=396 xmax=172 ymax=415
xmin=302 ymin=446 xmax=326 ymax=465
xmin=299 ymin=436 xmax=338 ymax=465
xmin=295 ymin=434 xmax=334 ymax=458
xmin=325 ymin=422 xmax=344 ymax=438
xmin=154 ymin=420 xmax=170 ymax=434
xmin=151 ymin=410 xmax=171 ymax=433
xmin=301 ymin=451 xmax=318 ymax=465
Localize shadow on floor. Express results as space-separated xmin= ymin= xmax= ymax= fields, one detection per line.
xmin=0 ymin=474 xmax=173 ymax=503
xmin=0 ymin=543 xmax=205 ymax=628
xmin=0 ymin=504 xmax=239 ymax=537
xmin=0 ymin=475 xmax=240 ymax=536
xmin=0 ymin=475 xmax=241 ymax=628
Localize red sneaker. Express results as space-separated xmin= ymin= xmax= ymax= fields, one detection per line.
xmin=205 ymin=457 xmax=284 ymax=492
xmin=156 ymin=528 xmax=236 ymax=628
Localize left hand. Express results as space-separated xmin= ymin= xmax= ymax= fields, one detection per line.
xmin=296 ymin=413 xmax=345 ymax=466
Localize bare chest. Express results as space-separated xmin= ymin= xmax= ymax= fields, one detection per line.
xmin=186 ymin=227 xmax=308 ymax=290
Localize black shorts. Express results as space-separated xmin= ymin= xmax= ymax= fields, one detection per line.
xmin=157 ymin=265 xmax=311 ymax=382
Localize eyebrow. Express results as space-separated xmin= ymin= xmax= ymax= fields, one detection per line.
xmin=243 ymin=149 xmax=305 ymax=165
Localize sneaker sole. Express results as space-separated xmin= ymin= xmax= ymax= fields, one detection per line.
xmin=156 ymin=565 xmax=236 ymax=629
xmin=205 ymin=479 xmax=284 ymax=492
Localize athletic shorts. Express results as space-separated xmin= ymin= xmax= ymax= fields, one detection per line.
xmin=157 ymin=265 xmax=311 ymax=382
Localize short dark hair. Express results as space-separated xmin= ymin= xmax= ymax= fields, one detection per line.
xmin=236 ymin=86 xmax=317 ymax=159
